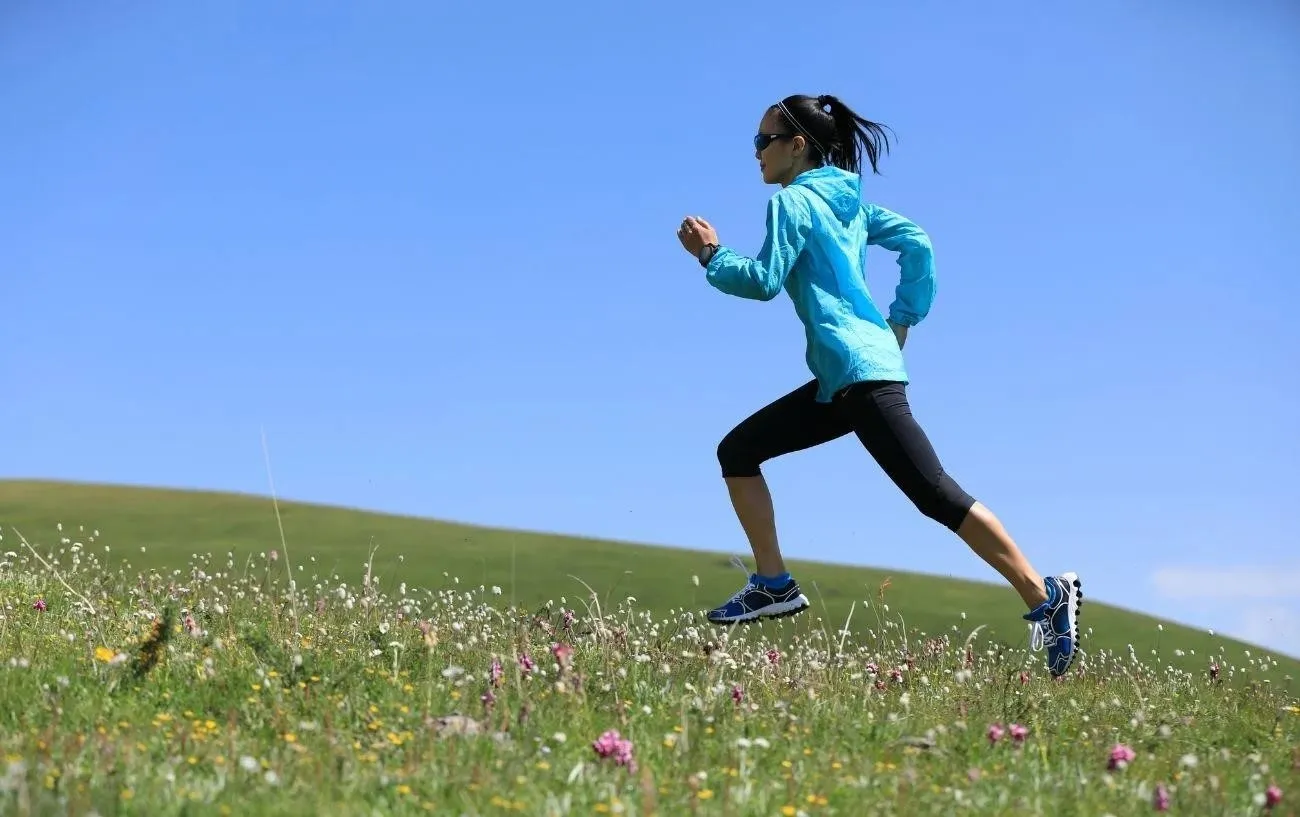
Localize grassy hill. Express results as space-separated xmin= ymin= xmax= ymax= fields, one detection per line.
xmin=0 ymin=478 xmax=1297 ymax=814
xmin=1 ymin=479 xmax=1296 ymax=679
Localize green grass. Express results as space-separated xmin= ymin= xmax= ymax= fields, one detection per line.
xmin=0 ymin=479 xmax=1296 ymax=814
xmin=1 ymin=480 xmax=1296 ymax=676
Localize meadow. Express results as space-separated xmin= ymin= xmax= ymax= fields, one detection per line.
xmin=0 ymin=480 xmax=1295 ymax=815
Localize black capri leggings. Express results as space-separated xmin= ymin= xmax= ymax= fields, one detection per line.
xmin=716 ymin=379 xmax=977 ymax=532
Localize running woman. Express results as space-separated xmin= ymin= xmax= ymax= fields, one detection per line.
xmin=675 ymin=93 xmax=1082 ymax=677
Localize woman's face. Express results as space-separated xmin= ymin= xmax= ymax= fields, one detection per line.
xmin=753 ymin=108 xmax=805 ymax=186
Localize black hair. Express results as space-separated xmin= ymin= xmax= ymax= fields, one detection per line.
xmin=771 ymin=94 xmax=894 ymax=176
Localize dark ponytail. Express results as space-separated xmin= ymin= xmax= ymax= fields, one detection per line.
xmin=773 ymin=94 xmax=894 ymax=176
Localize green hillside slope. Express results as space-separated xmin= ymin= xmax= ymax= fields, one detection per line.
xmin=1 ymin=479 xmax=1295 ymax=678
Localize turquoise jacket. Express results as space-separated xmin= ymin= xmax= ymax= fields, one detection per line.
xmin=704 ymin=165 xmax=936 ymax=402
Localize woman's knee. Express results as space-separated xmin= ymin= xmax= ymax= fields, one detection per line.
xmin=717 ymin=429 xmax=763 ymax=478
xmin=911 ymin=473 xmax=976 ymax=532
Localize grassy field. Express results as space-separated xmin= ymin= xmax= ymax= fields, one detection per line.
xmin=0 ymin=479 xmax=1296 ymax=814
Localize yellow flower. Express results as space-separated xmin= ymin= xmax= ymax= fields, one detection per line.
xmin=782 ymin=808 xmax=797 ymax=817
xmin=396 ymin=784 xmax=412 ymax=796
xmin=94 ymin=646 xmax=117 ymax=663
xmin=283 ymin=733 xmax=297 ymax=743
xmin=698 ymin=790 xmax=714 ymax=800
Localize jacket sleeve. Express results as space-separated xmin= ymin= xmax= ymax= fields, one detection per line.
xmin=704 ymin=190 xmax=812 ymax=301
xmin=865 ymin=203 xmax=936 ymax=327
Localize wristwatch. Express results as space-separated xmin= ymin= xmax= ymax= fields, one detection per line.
xmin=697 ymin=243 xmax=719 ymax=267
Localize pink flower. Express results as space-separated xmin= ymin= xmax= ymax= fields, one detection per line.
xmin=1107 ymin=743 xmax=1136 ymax=771
xmin=518 ymin=653 xmax=534 ymax=674
xmin=865 ymin=661 xmax=879 ymax=676
xmin=31 ymin=599 xmax=46 ymax=612
xmin=731 ymin=684 xmax=744 ymax=705
xmin=766 ymin=648 xmax=780 ymax=666
xmin=1018 ymin=671 xmax=1030 ymax=685
xmin=967 ymin=767 xmax=981 ymax=782
xmin=562 ymin=609 xmax=575 ymax=629
xmin=1009 ymin=723 xmax=1028 ymax=744
xmin=1209 ymin=663 xmax=1220 ymax=680
xmin=490 ymin=659 xmax=504 ymax=687
xmin=591 ymin=729 xmax=636 ymax=773
xmin=481 ymin=688 xmax=495 ymax=710
xmin=1153 ymin=782 xmax=1170 ymax=811
xmin=1265 ymin=784 xmax=1283 ymax=809
xmin=873 ymin=679 xmax=886 ymax=691
xmin=551 ymin=642 xmax=573 ymax=669
xmin=889 ymin=667 xmax=903 ymax=683
xmin=987 ymin=723 xmax=1005 ymax=745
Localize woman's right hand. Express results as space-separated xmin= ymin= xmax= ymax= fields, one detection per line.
xmin=888 ymin=321 xmax=908 ymax=350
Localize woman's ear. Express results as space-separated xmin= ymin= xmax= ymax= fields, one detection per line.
xmin=791 ymin=134 xmax=807 ymax=157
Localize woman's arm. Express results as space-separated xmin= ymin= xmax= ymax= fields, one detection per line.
xmin=704 ymin=190 xmax=813 ymax=302
xmin=864 ymin=202 xmax=936 ymax=329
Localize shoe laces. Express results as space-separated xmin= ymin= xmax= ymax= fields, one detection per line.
xmin=1028 ymin=619 xmax=1058 ymax=653
xmin=724 ymin=581 xmax=758 ymax=606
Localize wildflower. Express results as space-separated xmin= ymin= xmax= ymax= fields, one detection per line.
xmin=1019 ymin=671 xmax=1030 ymax=685
xmin=1108 ymin=743 xmax=1136 ymax=771
xmin=1009 ymin=724 xmax=1028 ymax=744
xmin=1152 ymin=782 xmax=1170 ymax=811
xmin=31 ymin=599 xmax=46 ymax=612
xmin=490 ymin=659 xmax=503 ymax=687
xmin=591 ymin=729 xmax=636 ymax=773
xmin=731 ymin=685 xmax=744 ymax=706
xmin=551 ymin=642 xmax=573 ymax=665
xmin=481 ymin=689 xmax=495 ymax=711
xmin=518 ymin=654 xmax=534 ymax=674
xmin=987 ymin=723 xmax=1005 ymax=745
xmin=1265 ymin=784 xmax=1283 ymax=809
xmin=1209 ymin=663 xmax=1220 ymax=680
xmin=562 ymin=609 xmax=575 ymax=629
xmin=766 ymin=648 xmax=780 ymax=666
xmin=94 ymin=646 xmax=117 ymax=663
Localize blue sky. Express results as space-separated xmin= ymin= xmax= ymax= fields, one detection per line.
xmin=3 ymin=0 xmax=1298 ymax=658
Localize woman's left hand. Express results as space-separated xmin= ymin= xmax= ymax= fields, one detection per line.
xmin=677 ymin=216 xmax=719 ymax=257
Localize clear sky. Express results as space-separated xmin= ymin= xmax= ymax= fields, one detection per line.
xmin=4 ymin=0 xmax=1298 ymax=657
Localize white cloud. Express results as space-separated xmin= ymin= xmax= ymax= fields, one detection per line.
xmin=1151 ymin=567 xmax=1300 ymax=600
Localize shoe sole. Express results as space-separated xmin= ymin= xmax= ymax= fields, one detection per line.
xmin=708 ymin=594 xmax=810 ymax=625
xmin=1053 ymin=571 xmax=1083 ymax=676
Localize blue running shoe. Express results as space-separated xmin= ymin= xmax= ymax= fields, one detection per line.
xmin=1023 ymin=572 xmax=1083 ymax=677
xmin=707 ymin=573 xmax=810 ymax=624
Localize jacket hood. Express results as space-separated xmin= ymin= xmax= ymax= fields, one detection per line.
xmin=789 ymin=165 xmax=861 ymax=222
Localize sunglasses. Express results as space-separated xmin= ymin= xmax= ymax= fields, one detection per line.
xmin=753 ymin=132 xmax=795 ymax=152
